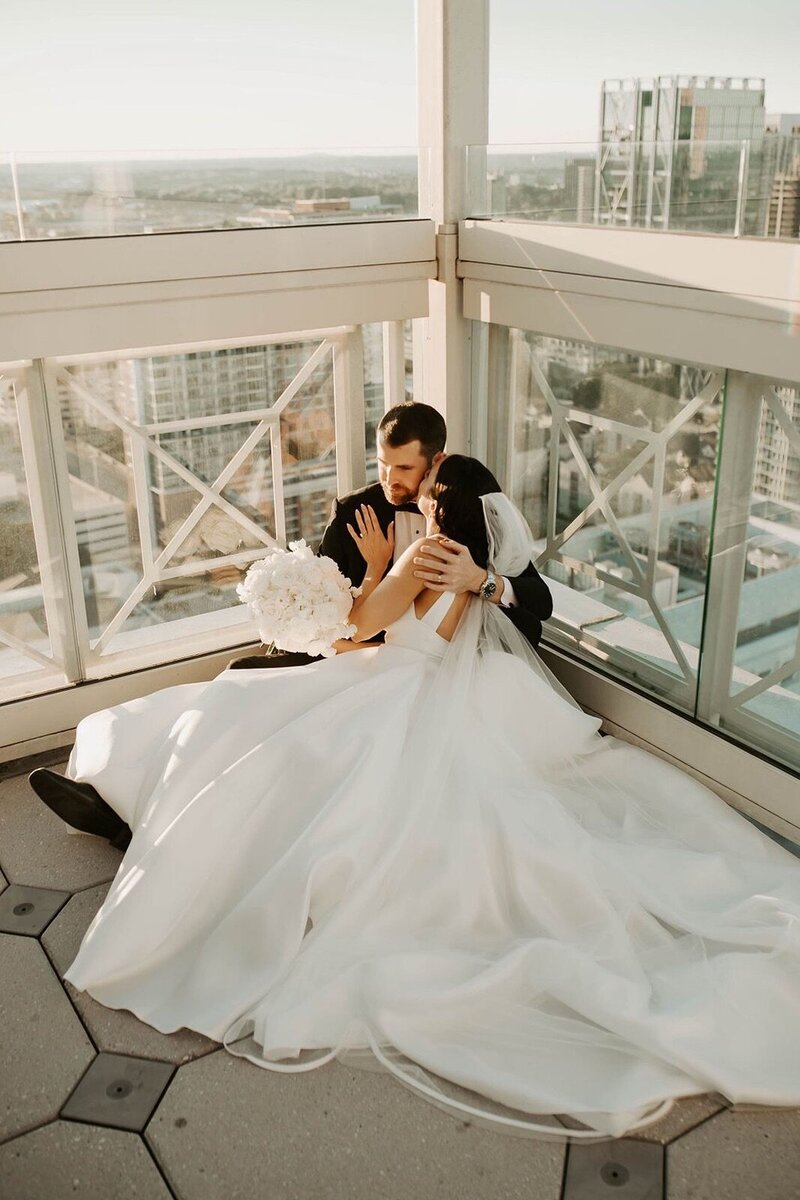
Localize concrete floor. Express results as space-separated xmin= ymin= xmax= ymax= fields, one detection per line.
xmin=1 ymin=754 xmax=799 ymax=1200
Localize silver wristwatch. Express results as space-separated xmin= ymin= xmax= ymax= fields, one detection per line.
xmin=479 ymin=570 xmax=498 ymax=601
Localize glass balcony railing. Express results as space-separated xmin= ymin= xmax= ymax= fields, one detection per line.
xmin=0 ymin=322 xmax=415 ymax=699
xmin=466 ymin=136 xmax=800 ymax=239
xmin=475 ymin=324 xmax=800 ymax=774
xmin=0 ymin=148 xmax=427 ymax=242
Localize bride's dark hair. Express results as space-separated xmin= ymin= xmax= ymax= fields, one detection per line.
xmin=430 ymin=455 xmax=502 ymax=569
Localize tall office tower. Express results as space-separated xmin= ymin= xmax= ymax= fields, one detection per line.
xmin=765 ymin=174 xmax=800 ymax=238
xmin=753 ymin=388 xmax=800 ymax=507
xmin=132 ymin=342 xmax=338 ymax=546
xmin=762 ymin=115 xmax=800 ymax=239
xmin=564 ymin=158 xmax=596 ymax=223
xmin=598 ymin=77 xmax=766 ymax=233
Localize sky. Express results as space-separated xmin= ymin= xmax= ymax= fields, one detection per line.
xmin=2 ymin=0 xmax=799 ymax=154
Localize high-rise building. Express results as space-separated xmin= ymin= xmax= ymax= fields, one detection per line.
xmin=753 ymin=388 xmax=800 ymax=507
xmin=765 ymin=174 xmax=800 ymax=239
xmin=132 ymin=342 xmax=338 ymax=545
xmin=598 ymin=77 xmax=766 ymax=233
xmin=564 ymin=158 xmax=596 ymax=224
xmin=762 ymin=116 xmax=800 ymax=239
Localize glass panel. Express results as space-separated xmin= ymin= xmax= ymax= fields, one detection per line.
xmin=363 ymin=324 xmax=385 ymax=484
xmin=0 ymin=156 xmax=20 ymax=240
xmin=5 ymin=150 xmax=422 ymax=242
xmin=467 ymin=136 xmax=800 ymax=240
xmin=0 ymin=365 xmax=65 ymax=700
xmin=278 ymin=347 xmax=337 ymax=547
xmin=721 ymin=384 xmax=800 ymax=765
xmin=56 ymin=336 xmax=344 ymax=672
xmin=484 ymin=327 xmax=723 ymax=711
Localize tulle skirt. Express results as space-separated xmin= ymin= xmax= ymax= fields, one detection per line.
xmin=63 ymin=640 xmax=800 ymax=1140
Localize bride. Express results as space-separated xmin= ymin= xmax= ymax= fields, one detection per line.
xmin=57 ymin=454 xmax=800 ymax=1141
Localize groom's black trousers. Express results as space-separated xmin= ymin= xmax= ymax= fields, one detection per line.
xmin=227 ymin=649 xmax=318 ymax=670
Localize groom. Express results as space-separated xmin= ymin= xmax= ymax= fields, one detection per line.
xmin=325 ymin=400 xmax=551 ymax=646
xmin=227 ymin=400 xmax=552 ymax=665
xmin=28 ymin=401 xmax=552 ymax=847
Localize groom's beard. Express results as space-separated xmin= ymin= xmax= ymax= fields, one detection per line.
xmin=381 ymin=483 xmax=418 ymax=507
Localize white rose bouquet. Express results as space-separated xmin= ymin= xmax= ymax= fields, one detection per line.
xmin=236 ymin=540 xmax=359 ymax=658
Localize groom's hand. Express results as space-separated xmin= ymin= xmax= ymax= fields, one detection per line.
xmin=413 ymin=537 xmax=487 ymax=594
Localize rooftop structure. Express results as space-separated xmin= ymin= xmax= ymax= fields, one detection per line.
xmin=1 ymin=5 xmax=799 ymax=1193
xmin=598 ymin=76 xmax=768 ymax=232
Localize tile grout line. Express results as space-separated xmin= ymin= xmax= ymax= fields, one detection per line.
xmin=0 ymin=1115 xmax=64 ymax=1151
xmin=665 ymin=1105 xmax=729 ymax=1146
xmin=142 ymin=1073 xmax=183 ymax=1200
xmin=558 ymin=1141 xmax=569 ymax=1200
xmin=663 ymin=1137 xmax=670 ymax=1199
xmin=62 ymin=874 xmax=120 ymax=896
xmin=37 ymin=923 xmax=103 ymax=1065
xmin=141 ymin=1129 xmax=182 ymax=1200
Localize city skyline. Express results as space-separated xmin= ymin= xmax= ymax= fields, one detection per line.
xmin=2 ymin=0 xmax=799 ymax=153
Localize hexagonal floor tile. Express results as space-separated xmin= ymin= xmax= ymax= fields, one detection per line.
xmin=41 ymin=884 xmax=218 ymax=1064
xmin=0 ymin=1120 xmax=172 ymax=1199
xmin=667 ymin=1107 xmax=800 ymax=1199
xmin=146 ymin=1050 xmax=566 ymax=1200
xmin=0 ymin=934 xmax=95 ymax=1145
xmin=0 ymin=765 xmax=123 ymax=892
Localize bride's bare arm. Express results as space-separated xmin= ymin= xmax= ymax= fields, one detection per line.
xmin=350 ymin=539 xmax=428 ymax=642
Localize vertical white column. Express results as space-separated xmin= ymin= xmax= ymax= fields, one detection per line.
xmin=16 ymin=362 xmax=88 ymax=682
xmin=415 ymin=0 xmax=489 ymax=452
xmin=695 ymin=371 xmax=765 ymax=726
xmin=381 ymin=321 xmax=407 ymax=410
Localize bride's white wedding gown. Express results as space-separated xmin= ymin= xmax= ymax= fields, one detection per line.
xmin=63 ymin=591 xmax=800 ymax=1140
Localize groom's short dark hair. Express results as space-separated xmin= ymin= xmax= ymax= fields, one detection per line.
xmin=378 ymin=402 xmax=446 ymax=464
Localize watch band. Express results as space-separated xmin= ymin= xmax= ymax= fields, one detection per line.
xmin=479 ymin=570 xmax=498 ymax=600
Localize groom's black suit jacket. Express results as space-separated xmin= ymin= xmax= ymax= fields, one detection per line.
xmin=228 ymin=481 xmax=552 ymax=668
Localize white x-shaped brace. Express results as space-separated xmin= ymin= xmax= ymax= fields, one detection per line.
xmin=54 ymin=338 xmax=334 ymax=655
xmin=520 ymin=336 xmax=724 ymax=684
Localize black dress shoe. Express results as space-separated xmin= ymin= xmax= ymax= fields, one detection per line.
xmin=29 ymin=768 xmax=132 ymax=850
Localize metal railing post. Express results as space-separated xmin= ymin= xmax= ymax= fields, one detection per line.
xmin=696 ymin=370 xmax=765 ymax=725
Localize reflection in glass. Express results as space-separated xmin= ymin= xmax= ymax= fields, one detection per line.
xmin=279 ymin=348 xmax=337 ymax=546
xmin=57 ymin=336 xmax=350 ymax=669
xmin=362 ymin=321 xmax=416 ymax=485
xmin=363 ymin=325 xmax=385 ymax=484
xmin=468 ymin=135 xmax=800 ymax=240
xmin=724 ymin=385 xmax=800 ymax=759
xmin=485 ymin=327 xmax=723 ymax=709
xmin=0 ymin=156 xmax=20 ymax=240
